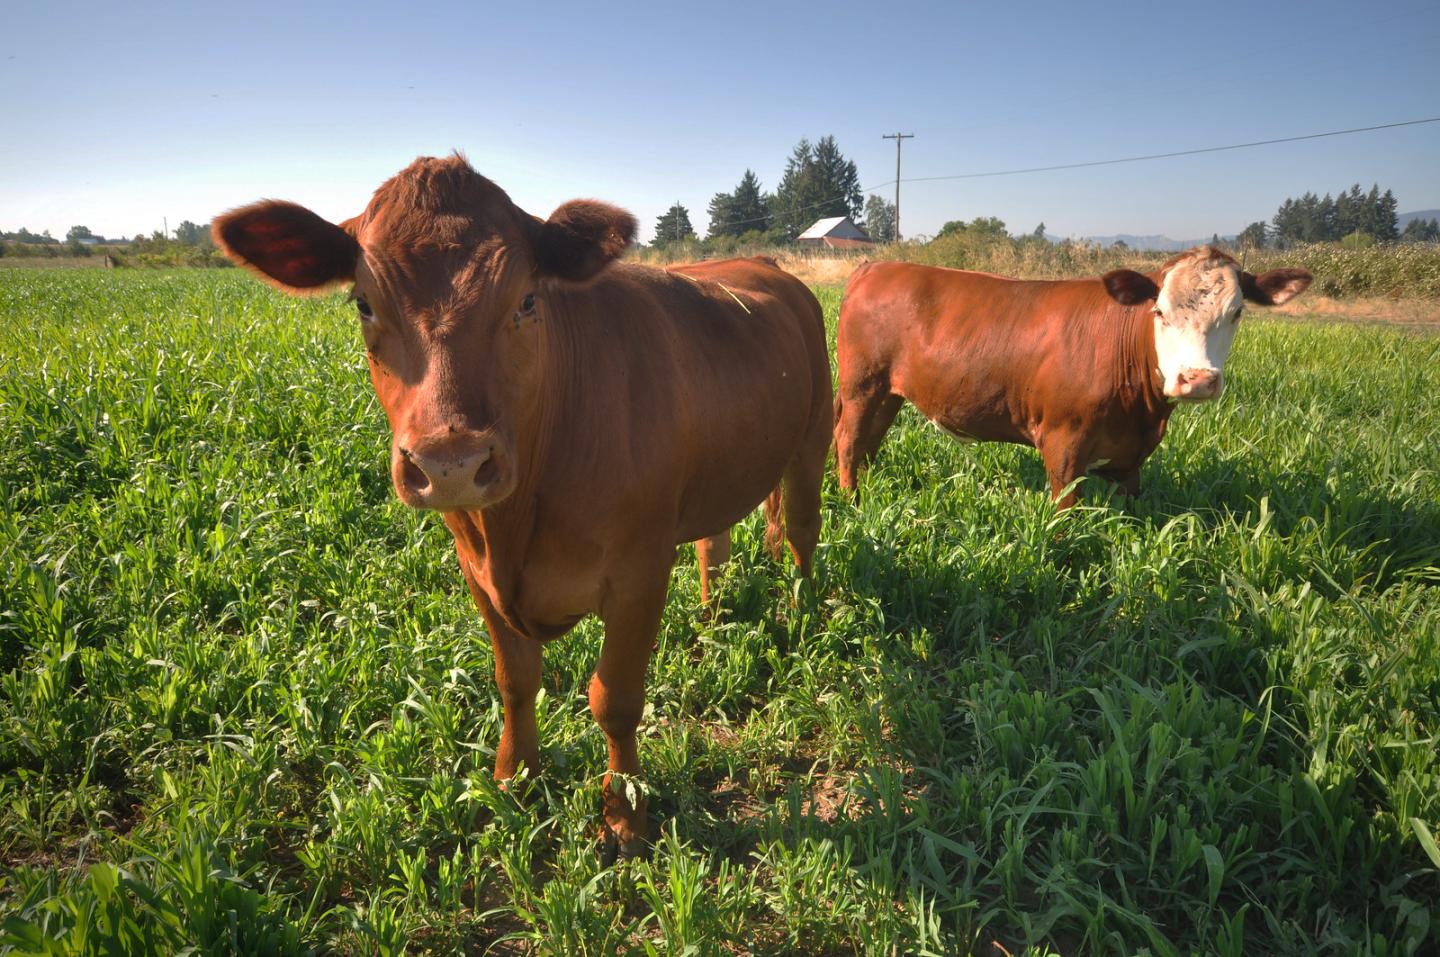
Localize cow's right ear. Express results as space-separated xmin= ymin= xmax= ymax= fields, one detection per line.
xmin=532 ymin=200 xmax=637 ymax=283
xmin=212 ymin=201 xmax=359 ymax=295
xmin=1102 ymin=269 xmax=1160 ymax=306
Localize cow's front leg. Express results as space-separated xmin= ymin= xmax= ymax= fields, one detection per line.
xmin=464 ymin=576 xmax=544 ymax=782
xmin=479 ymin=610 xmax=543 ymax=782
xmin=1039 ymin=431 xmax=1089 ymax=509
xmin=591 ymin=557 xmax=671 ymax=858
xmin=490 ymin=620 xmax=543 ymax=781
xmin=1096 ymin=464 xmax=1141 ymax=497
xmin=463 ymin=561 xmax=541 ymax=782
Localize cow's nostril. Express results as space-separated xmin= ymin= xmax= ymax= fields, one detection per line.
xmin=473 ymin=450 xmax=498 ymax=487
xmin=401 ymin=457 xmax=429 ymax=493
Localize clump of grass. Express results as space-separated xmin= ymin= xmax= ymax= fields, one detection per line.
xmin=1 ymin=270 xmax=1437 ymax=954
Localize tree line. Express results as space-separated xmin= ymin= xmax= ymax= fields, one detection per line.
xmin=654 ymin=135 xmax=898 ymax=250
xmin=1 ymin=221 xmax=216 ymax=259
xmin=1238 ymin=183 xmax=1437 ymax=248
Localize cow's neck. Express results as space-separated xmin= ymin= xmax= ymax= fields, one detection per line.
xmin=446 ymin=315 xmax=567 ymax=627
xmin=1112 ymin=293 xmax=1169 ymax=416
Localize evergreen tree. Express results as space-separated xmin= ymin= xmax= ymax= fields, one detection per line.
xmin=771 ymin=138 xmax=821 ymax=239
xmin=771 ymin=135 xmax=863 ymax=238
xmin=1377 ymin=189 xmax=1399 ymax=241
xmin=652 ymin=203 xmax=695 ymax=246
xmin=1270 ymin=183 xmax=1405 ymax=245
xmin=1333 ymin=187 xmax=1356 ymax=238
xmin=863 ymin=195 xmax=896 ymax=242
xmin=706 ymin=191 xmax=735 ymax=240
xmin=707 ymin=170 xmax=771 ymax=238
xmin=1238 ymin=221 xmax=1267 ymax=249
xmin=1278 ymin=197 xmax=1301 ymax=246
xmin=812 ymin=136 xmax=862 ymax=220
xmin=1401 ymin=217 xmax=1440 ymax=242
xmin=1031 ymin=222 xmax=1047 ymax=241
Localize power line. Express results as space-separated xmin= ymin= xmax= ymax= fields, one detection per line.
xmin=900 ymin=117 xmax=1440 ymax=184
xmin=702 ymin=115 xmax=1440 ymax=235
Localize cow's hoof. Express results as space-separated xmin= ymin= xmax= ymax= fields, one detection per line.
xmin=598 ymin=829 xmax=649 ymax=866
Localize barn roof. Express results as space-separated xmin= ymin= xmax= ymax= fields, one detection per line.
xmin=797 ymin=216 xmax=870 ymax=241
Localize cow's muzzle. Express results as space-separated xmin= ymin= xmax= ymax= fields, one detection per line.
xmin=1168 ymin=367 xmax=1223 ymax=401
xmin=392 ymin=430 xmax=513 ymax=511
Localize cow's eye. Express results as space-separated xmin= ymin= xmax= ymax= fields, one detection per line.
xmin=519 ymin=293 xmax=536 ymax=314
xmin=355 ymin=296 xmax=374 ymax=321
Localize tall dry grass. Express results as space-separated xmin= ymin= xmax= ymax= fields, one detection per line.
xmin=631 ymin=236 xmax=1440 ymax=300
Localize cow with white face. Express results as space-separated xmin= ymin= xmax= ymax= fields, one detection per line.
xmin=834 ymin=246 xmax=1313 ymax=507
xmin=1137 ymin=248 xmax=1307 ymax=402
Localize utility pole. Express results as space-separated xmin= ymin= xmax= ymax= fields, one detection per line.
xmin=881 ymin=133 xmax=914 ymax=240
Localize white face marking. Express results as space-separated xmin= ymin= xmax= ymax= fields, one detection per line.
xmin=1152 ymin=254 xmax=1243 ymax=401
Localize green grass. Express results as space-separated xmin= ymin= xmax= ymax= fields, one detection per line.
xmin=1 ymin=269 xmax=1437 ymax=955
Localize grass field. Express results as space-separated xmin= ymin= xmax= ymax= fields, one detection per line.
xmin=1 ymin=269 xmax=1438 ymax=955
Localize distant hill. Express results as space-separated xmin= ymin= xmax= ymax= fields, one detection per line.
xmin=1079 ymin=233 xmax=1235 ymax=252
xmin=1398 ymin=209 xmax=1440 ymax=227
xmin=1041 ymin=212 xmax=1439 ymax=250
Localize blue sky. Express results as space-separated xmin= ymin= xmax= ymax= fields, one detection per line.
xmin=3 ymin=1 xmax=1437 ymax=244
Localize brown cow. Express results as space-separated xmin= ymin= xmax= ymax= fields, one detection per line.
xmin=834 ymin=248 xmax=1311 ymax=507
xmin=213 ymin=155 xmax=832 ymax=856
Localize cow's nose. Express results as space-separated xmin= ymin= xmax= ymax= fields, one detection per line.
xmin=1175 ymin=367 xmax=1222 ymax=400
xmin=394 ymin=434 xmax=501 ymax=510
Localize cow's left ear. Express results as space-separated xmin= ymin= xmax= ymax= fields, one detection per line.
xmin=212 ymin=200 xmax=359 ymax=294
xmin=1241 ymin=268 xmax=1312 ymax=306
xmin=1102 ymin=269 xmax=1160 ymax=305
xmin=532 ymin=200 xmax=637 ymax=283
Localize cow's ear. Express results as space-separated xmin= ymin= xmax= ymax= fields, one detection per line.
xmin=1102 ymin=269 xmax=1160 ymax=305
xmin=1241 ymin=267 xmax=1312 ymax=306
xmin=532 ymin=200 xmax=636 ymax=283
xmin=212 ymin=200 xmax=359 ymax=294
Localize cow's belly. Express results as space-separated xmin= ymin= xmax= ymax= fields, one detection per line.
xmin=673 ymin=365 xmax=815 ymax=543
xmin=1082 ymin=427 xmax=1149 ymax=473
xmin=895 ymin=360 xmax=1032 ymax=448
xmin=675 ymin=436 xmax=798 ymax=543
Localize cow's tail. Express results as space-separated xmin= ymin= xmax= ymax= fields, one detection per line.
xmin=763 ymin=485 xmax=785 ymax=561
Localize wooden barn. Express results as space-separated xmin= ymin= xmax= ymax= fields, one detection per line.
xmin=796 ymin=216 xmax=874 ymax=249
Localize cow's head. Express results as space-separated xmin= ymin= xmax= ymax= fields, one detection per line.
xmin=214 ymin=154 xmax=636 ymax=511
xmin=1103 ymin=247 xmax=1311 ymax=401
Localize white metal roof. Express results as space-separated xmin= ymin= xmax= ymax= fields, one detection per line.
xmin=797 ymin=216 xmax=852 ymax=240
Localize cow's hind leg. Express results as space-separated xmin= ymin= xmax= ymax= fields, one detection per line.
xmin=834 ymin=386 xmax=903 ymax=498
xmin=696 ymin=530 xmax=731 ymax=610
xmin=778 ymin=406 xmax=830 ymax=579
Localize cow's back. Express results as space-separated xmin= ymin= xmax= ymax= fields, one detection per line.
xmin=668 ymin=258 xmax=830 ymax=540
xmin=557 ymin=258 xmax=829 ymax=543
xmin=840 ymin=262 xmax=1097 ymax=443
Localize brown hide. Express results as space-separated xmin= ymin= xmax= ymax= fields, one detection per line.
xmin=213 ymin=156 xmax=832 ymax=856
xmin=833 ymin=255 xmax=1304 ymax=507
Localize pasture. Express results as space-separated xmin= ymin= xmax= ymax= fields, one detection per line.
xmin=1 ymin=268 xmax=1438 ymax=955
